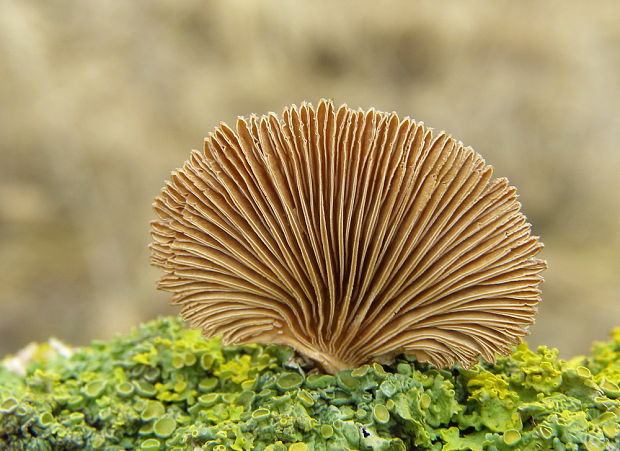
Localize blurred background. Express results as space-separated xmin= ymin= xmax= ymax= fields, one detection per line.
xmin=1 ymin=0 xmax=619 ymax=358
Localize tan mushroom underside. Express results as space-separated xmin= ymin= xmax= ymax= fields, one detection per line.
xmin=150 ymin=100 xmax=546 ymax=374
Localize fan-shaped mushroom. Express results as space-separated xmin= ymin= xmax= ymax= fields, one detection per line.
xmin=150 ymin=100 xmax=547 ymax=373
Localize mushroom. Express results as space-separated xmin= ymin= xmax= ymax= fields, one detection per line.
xmin=150 ymin=100 xmax=547 ymax=374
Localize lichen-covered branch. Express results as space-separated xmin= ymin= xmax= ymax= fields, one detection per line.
xmin=1 ymin=317 xmax=619 ymax=450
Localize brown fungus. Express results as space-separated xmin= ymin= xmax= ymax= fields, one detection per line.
xmin=150 ymin=100 xmax=547 ymax=374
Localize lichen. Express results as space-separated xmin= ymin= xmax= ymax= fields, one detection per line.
xmin=1 ymin=317 xmax=619 ymax=450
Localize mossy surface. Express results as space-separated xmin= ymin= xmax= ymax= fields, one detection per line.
xmin=1 ymin=317 xmax=619 ymax=450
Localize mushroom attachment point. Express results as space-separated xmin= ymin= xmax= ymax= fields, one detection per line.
xmin=150 ymin=100 xmax=547 ymax=374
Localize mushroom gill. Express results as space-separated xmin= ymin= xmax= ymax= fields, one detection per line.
xmin=150 ymin=100 xmax=547 ymax=374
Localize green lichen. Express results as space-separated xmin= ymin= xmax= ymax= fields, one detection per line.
xmin=1 ymin=317 xmax=619 ymax=450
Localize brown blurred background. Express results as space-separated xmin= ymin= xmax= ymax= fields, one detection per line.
xmin=1 ymin=1 xmax=619 ymax=358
